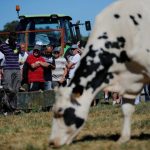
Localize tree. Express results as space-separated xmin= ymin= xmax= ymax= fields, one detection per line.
xmin=0 ymin=20 xmax=19 ymax=42
xmin=3 ymin=20 xmax=19 ymax=32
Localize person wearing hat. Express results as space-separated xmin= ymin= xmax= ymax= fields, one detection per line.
xmin=64 ymin=44 xmax=74 ymax=62
xmin=67 ymin=44 xmax=81 ymax=82
xmin=42 ymin=44 xmax=55 ymax=90
xmin=63 ymin=40 xmax=72 ymax=57
xmin=52 ymin=46 xmax=68 ymax=88
xmin=26 ymin=44 xmax=50 ymax=91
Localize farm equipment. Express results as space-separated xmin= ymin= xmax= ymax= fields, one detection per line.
xmin=0 ymin=5 xmax=91 ymax=53
xmin=16 ymin=5 xmax=91 ymax=53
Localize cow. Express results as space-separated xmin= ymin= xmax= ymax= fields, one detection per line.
xmin=49 ymin=0 xmax=150 ymax=147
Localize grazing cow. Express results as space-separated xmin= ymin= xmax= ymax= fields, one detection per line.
xmin=49 ymin=0 xmax=150 ymax=147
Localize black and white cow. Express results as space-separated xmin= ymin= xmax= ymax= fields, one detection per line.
xmin=49 ymin=0 xmax=150 ymax=147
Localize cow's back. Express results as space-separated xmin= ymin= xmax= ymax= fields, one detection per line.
xmin=79 ymin=0 xmax=150 ymax=98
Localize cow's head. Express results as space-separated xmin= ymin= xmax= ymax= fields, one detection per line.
xmin=49 ymin=87 xmax=85 ymax=148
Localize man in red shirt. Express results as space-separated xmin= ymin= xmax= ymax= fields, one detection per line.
xmin=26 ymin=45 xmax=49 ymax=91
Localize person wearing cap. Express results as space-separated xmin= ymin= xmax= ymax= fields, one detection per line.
xmin=42 ymin=44 xmax=55 ymax=90
xmin=67 ymin=44 xmax=81 ymax=82
xmin=26 ymin=45 xmax=50 ymax=91
xmin=52 ymin=46 xmax=68 ymax=88
xmin=63 ymin=40 xmax=72 ymax=57
xmin=64 ymin=44 xmax=74 ymax=62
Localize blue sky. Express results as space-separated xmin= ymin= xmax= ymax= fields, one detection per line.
xmin=0 ymin=0 xmax=115 ymax=35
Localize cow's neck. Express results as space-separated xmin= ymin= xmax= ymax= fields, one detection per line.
xmin=69 ymin=81 xmax=96 ymax=115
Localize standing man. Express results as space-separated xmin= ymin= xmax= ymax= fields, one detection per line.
xmin=0 ymin=32 xmax=21 ymax=92
xmin=52 ymin=46 xmax=68 ymax=88
xmin=26 ymin=45 xmax=49 ymax=91
xmin=0 ymin=51 xmax=5 ymax=86
xmin=0 ymin=32 xmax=21 ymax=112
xmin=19 ymin=43 xmax=29 ymax=91
xmin=67 ymin=44 xmax=81 ymax=81
xmin=42 ymin=44 xmax=55 ymax=90
xmin=19 ymin=43 xmax=28 ymax=70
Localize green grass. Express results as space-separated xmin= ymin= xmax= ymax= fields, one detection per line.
xmin=0 ymin=102 xmax=149 ymax=150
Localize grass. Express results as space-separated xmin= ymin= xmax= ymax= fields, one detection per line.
xmin=0 ymin=101 xmax=149 ymax=150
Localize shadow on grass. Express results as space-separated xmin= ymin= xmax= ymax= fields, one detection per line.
xmin=74 ymin=133 xmax=150 ymax=143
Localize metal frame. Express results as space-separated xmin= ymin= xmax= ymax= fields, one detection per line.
xmin=0 ymin=28 xmax=65 ymax=55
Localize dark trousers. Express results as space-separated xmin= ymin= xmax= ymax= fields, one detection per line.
xmin=144 ymin=84 xmax=150 ymax=102
xmin=29 ymin=82 xmax=44 ymax=91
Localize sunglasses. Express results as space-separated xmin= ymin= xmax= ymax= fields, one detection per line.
xmin=53 ymin=51 xmax=60 ymax=54
xmin=71 ymin=48 xmax=76 ymax=50
xmin=33 ymin=49 xmax=40 ymax=53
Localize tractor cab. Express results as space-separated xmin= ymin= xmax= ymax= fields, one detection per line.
xmin=0 ymin=5 xmax=91 ymax=54
xmin=15 ymin=5 xmax=91 ymax=52
xmin=16 ymin=14 xmax=75 ymax=48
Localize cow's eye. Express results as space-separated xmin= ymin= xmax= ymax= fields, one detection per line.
xmin=58 ymin=107 xmax=63 ymax=113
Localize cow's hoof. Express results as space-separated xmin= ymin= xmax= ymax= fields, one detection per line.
xmin=117 ymin=136 xmax=130 ymax=144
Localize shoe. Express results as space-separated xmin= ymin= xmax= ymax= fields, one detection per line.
xmin=19 ymin=87 xmax=26 ymax=92
xmin=113 ymin=101 xmax=116 ymax=105
xmin=3 ymin=112 xmax=8 ymax=116
xmin=13 ymin=110 xmax=22 ymax=115
xmin=104 ymin=98 xmax=109 ymax=103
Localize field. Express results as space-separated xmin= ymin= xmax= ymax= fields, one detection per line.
xmin=0 ymin=101 xmax=149 ymax=150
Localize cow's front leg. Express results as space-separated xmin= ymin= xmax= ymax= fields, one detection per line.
xmin=118 ymin=98 xmax=135 ymax=143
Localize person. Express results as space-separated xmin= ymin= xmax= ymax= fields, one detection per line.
xmin=63 ymin=40 xmax=72 ymax=58
xmin=0 ymin=32 xmax=21 ymax=92
xmin=42 ymin=44 xmax=55 ymax=90
xmin=26 ymin=45 xmax=49 ymax=91
xmin=134 ymin=94 xmax=141 ymax=105
xmin=77 ymin=40 xmax=87 ymax=50
xmin=104 ymin=90 xmax=111 ymax=103
xmin=52 ymin=46 xmax=68 ymax=88
xmin=67 ymin=44 xmax=81 ymax=83
xmin=64 ymin=42 xmax=73 ymax=62
xmin=0 ymin=51 xmax=5 ymax=86
xmin=19 ymin=43 xmax=29 ymax=91
xmin=0 ymin=32 xmax=21 ymax=113
xmin=112 ymin=92 xmax=122 ymax=105
xmin=143 ymin=84 xmax=150 ymax=102
xmin=19 ymin=43 xmax=28 ymax=70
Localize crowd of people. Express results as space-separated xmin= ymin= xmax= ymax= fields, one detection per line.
xmin=0 ymin=32 xmax=83 ymax=92
xmin=0 ymin=32 xmax=83 ymax=114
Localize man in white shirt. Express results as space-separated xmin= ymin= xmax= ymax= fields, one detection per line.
xmin=67 ymin=44 xmax=81 ymax=80
xmin=52 ymin=47 xmax=68 ymax=88
xmin=19 ymin=43 xmax=28 ymax=70
xmin=19 ymin=43 xmax=28 ymax=91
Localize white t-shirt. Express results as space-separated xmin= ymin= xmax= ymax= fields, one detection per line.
xmin=19 ymin=52 xmax=28 ymax=69
xmin=69 ymin=53 xmax=81 ymax=79
xmin=0 ymin=51 xmax=5 ymax=67
xmin=52 ymin=57 xmax=67 ymax=81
